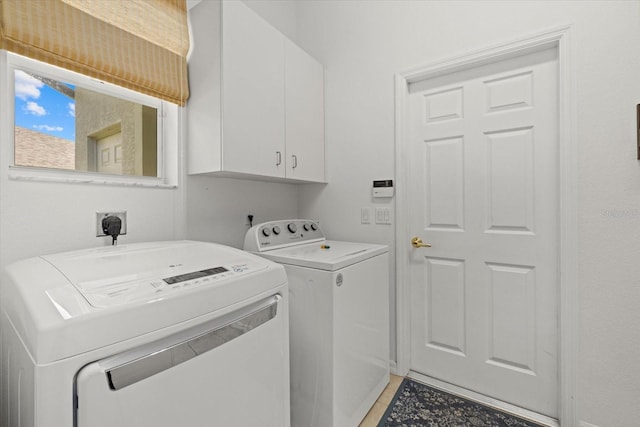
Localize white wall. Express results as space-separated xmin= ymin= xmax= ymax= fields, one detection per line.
xmin=0 ymin=179 xmax=185 ymax=267
xmin=243 ymin=0 xmax=298 ymax=41
xmin=294 ymin=1 xmax=640 ymax=426
xmin=186 ymin=176 xmax=298 ymax=248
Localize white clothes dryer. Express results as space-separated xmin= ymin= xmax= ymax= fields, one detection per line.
xmin=244 ymin=219 xmax=390 ymax=427
xmin=1 ymin=240 xmax=290 ymax=427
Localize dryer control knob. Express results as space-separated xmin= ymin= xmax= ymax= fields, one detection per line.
xmin=287 ymin=223 xmax=297 ymax=233
xmin=303 ymin=223 xmax=310 ymax=231
xmin=261 ymin=228 xmax=271 ymax=237
xmin=272 ymin=226 xmax=281 ymax=235
xmin=311 ymin=223 xmax=318 ymax=231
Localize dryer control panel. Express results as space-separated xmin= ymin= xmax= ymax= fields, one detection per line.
xmin=74 ymin=260 xmax=265 ymax=309
xmin=39 ymin=241 xmax=272 ymax=310
xmin=244 ymin=219 xmax=325 ymax=252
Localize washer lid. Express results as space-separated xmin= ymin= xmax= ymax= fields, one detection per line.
xmin=1 ymin=241 xmax=287 ymax=363
xmin=256 ymin=240 xmax=388 ymax=271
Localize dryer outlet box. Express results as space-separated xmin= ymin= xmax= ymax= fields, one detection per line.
xmin=96 ymin=211 xmax=127 ymax=237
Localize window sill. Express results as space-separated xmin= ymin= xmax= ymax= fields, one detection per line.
xmin=8 ymin=166 xmax=177 ymax=189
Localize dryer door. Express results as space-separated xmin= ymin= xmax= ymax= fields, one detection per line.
xmin=75 ymin=293 xmax=289 ymax=427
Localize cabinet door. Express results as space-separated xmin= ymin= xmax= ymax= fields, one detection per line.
xmin=285 ymin=40 xmax=325 ymax=182
xmin=222 ymin=1 xmax=286 ymax=178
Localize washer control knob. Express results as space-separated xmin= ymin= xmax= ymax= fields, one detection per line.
xmin=303 ymin=223 xmax=310 ymax=231
xmin=310 ymin=223 xmax=318 ymax=231
xmin=261 ymin=228 xmax=271 ymax=237
xmin=287 ymin=223 xmax=297 ymax=233
xmin=272 ymin=226 xmax=281 ymax=235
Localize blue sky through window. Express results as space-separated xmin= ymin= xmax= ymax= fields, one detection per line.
xmin=14 ymin=70 xmax=76 ymax=142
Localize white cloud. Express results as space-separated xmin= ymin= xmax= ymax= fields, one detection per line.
xmin=24 ymin=101 xmax=47 ymax=116
xmin=33 ymin=125 xmax=63 ymax=132
xmin=68 ymin=102 xmax=76 ymax=117
xmin=15 ymin=70 xmax=44 ymax=100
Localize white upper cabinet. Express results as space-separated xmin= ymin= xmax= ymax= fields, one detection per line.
xmin=187 ymin=0 xmax=325 ymax=183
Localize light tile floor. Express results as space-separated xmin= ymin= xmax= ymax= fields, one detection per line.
xmin=359 ymin=374 xmax=404 ymax=427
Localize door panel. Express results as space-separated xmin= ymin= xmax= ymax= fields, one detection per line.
xmin=486 ymin=128 xmax=534 ymax=232
xmin=408 ymin=48 xmax=558 ymax=417
xmin=486 ymin=262 xmax=536 ymax=373
xmin=425 ymin=137 xmax=464 ymax=230
xmin=424 ymin=257 xmax=466 ymax=355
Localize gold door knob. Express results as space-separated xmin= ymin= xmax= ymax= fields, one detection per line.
xmin=411 ymin=237 xmax=432 ymax=248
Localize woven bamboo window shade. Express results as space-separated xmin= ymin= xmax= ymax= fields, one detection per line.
xmin=0 ymin=0 xmax=190 ymax=106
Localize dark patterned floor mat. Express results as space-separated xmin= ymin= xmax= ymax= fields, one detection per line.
xmin=378 ymin=378 xmax=548 ymax=427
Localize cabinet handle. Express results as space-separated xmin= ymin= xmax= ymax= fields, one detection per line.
xmin=276 ymin=151 xmax=282 ymax=166
xmin=292 ymin=154 xmax=298 ymax=169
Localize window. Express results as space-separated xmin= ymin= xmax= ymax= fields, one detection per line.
xmin=7 ymin=52 xmax=177 ymax=185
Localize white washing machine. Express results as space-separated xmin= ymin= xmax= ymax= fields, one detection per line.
xmin=0 ymin=240 xmax=290 ymax=427
xmin=244 ymin=219 xmax=390 ymax=427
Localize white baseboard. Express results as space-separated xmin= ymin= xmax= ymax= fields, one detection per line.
xmin=389 ymin=360 xmax=399 ymax=376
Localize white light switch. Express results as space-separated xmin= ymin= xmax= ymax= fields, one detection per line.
xmin=375 ymin=207 xmax=392 ymax=225
xmin=361 ymin=207 xmax=372 ymax=224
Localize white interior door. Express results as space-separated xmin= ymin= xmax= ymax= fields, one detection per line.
xmin=407 ymin=48 xmax=559 ymax=417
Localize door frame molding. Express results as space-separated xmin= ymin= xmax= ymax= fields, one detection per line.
xmin=394 ymin=25 xmax=576 ymax=426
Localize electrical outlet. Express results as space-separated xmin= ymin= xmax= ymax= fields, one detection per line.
xmin=96 ymin=211 xmax=127 ymax=237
